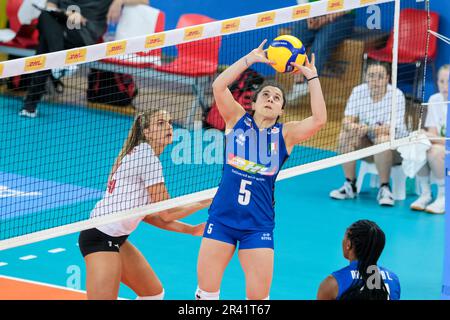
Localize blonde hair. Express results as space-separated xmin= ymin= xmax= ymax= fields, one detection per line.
xmin=109 ymin=108 xmax=164 ymax=182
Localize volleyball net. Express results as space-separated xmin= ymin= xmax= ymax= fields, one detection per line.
xmin=0 ymin=0 xmax=433 ymax=249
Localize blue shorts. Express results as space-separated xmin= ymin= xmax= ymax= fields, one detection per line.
xmin=203 ymin=219 xmax=274 ymax=250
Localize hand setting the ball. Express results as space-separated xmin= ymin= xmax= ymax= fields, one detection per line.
xmin=267 ymin=35 xmax=307 ymax=73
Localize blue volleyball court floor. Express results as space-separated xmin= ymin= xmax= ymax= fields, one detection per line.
xmin=0 ymin=98 xmax=444 ymax=299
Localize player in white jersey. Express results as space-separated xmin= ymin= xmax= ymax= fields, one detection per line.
xmin=411 ymin=64 xmax=449 ymax=214
xmin=79 ymin=109 xmax=211 ymax=300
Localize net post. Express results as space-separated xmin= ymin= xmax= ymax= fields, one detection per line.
xmin=389 ymin=0 xmax=401 ymax=146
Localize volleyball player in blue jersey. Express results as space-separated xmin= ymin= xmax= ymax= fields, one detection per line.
xmin=317 ymin=220 xmax=400 ymax=300
xmin=195 ymin=40 xmax=327 ymax=300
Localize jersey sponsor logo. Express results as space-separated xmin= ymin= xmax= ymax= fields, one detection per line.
xmin=327 ymin=0 xmax=344 ymax=11
xmin=24 ymin=56 xmax=46 ymax=72
xmin=292 ymin=4 xmax=311 ymax=19
xmin=106 ymin=40 xmax=127 ymax=56
xmin=65 ymin=48 xmax=87 ymax=64
xmin=256 ymin=12 xmax=276 ymax=27
xmin=221 ymin=19 xmax=240 ymax=34
xmin=227 ymin=154 xmax=277 ymax=176
xmin=145 ymin=33 xmax=166 ymax=48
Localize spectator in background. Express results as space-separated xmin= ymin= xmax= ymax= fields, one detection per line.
xmin=329 ymin=61 xmax=408 ymax=207
xmin=288 ymin=0 xmax=356 ymax=100
xmin=317 ymin=220 xmax=400 ymax=300
xmin=410 ymin=64 xmax=449 ymax=214
xmin=19 ymin=0 xmax=148 ymax=118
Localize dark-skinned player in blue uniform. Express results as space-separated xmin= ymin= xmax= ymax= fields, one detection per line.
xmin=195 ymin=40 xmax=327 ymax=300
xmin=317 ymin=220 xmax=400 ymax=300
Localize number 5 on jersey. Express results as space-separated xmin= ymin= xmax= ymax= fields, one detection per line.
xmin=238 ymin=179 xmax=252 ymax=206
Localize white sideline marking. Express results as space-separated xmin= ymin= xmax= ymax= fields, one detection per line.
xmin=19 ymin=255 xmax=37 ymax=261
xmin=48 ymin=248 xmax=66 ymax=254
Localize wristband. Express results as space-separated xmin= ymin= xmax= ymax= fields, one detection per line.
xmin=307 ymin=76 xmax=319 ymax=82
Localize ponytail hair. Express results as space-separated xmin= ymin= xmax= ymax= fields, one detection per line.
xmin=339 ymin=220 xmax=389 ymax=300
xmin=108 ymin=108 xmax=163 ymax=182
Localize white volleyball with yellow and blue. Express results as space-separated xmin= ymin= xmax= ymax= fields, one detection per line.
xmin=267 ymin=35 xmax=306 ymax=73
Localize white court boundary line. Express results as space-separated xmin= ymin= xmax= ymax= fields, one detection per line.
xmin=0 ymin=0 xmax=394 ymax=79
xmin=0 ymin=133 xmax=417 ymax=251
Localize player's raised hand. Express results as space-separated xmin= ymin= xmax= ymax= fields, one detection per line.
xmin=291 ymin=53 xmax=318 ymax=80
xmin=247 ymin=39 xmax=275 ymax=65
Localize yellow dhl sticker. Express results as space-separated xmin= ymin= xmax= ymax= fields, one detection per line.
xmin=360 ymin=0 xmax=378 ymax=4
xmin=256 ymin=12 xmax=276 ymax=27
xmin=327 ymin=0 xmax=344 ymax=11
xmin=184 ymin=26 xmax=204 ymax=41
xmin=145 ymin=34 xmax=166 ymax=48
xmin=221 ymin=19 xmax=240 ymax=33
xmin=106 ymin=41 xmax=127 ymax=56
xmin=24 ymin=56 xmax=46 ymax=72
xmin=65 ymin=48 xmax=87 ymax=64
xmin=292 ymin=4 xmax=311 ymax=19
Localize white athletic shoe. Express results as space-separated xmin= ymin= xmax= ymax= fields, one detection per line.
xmin=19 ymin=109 xmax=38 ymax=118
xmin=377 ymin=186 xmax=395 ymax=206
xmin=286 ymin=82 xmax=308 ymax=102
xmin=425 ymin=196 xmax=445 ymax=214
xmin=410 ymin=193 xmax=433 ymax=211
xmin=330 ymin=181 xmax=356 ymax=200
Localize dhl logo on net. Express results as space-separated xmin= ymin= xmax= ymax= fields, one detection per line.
xmin=221 ymin=19 xmax=240 ymax=34
xmin=65 ymin=49 xmax=87 ymax=64
xmin=256 ymin=12 xmax=275 ymax=27
xmin=360 ymin=0 xmax=378 ymax=4
xmin=145 ymin=34 xmax=166 ymax=48
xmin=184 ymin=26 xmax=204 ymax=41
xmin=327 ymin=0 xmax=344 ymax=11
xmin=106 ymin=41 xmax=127 ymax=56
xmin=293 ymin=5 xmax=311 ymax=19
xmin=24 ymin=56 xmax=46 ymax=72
